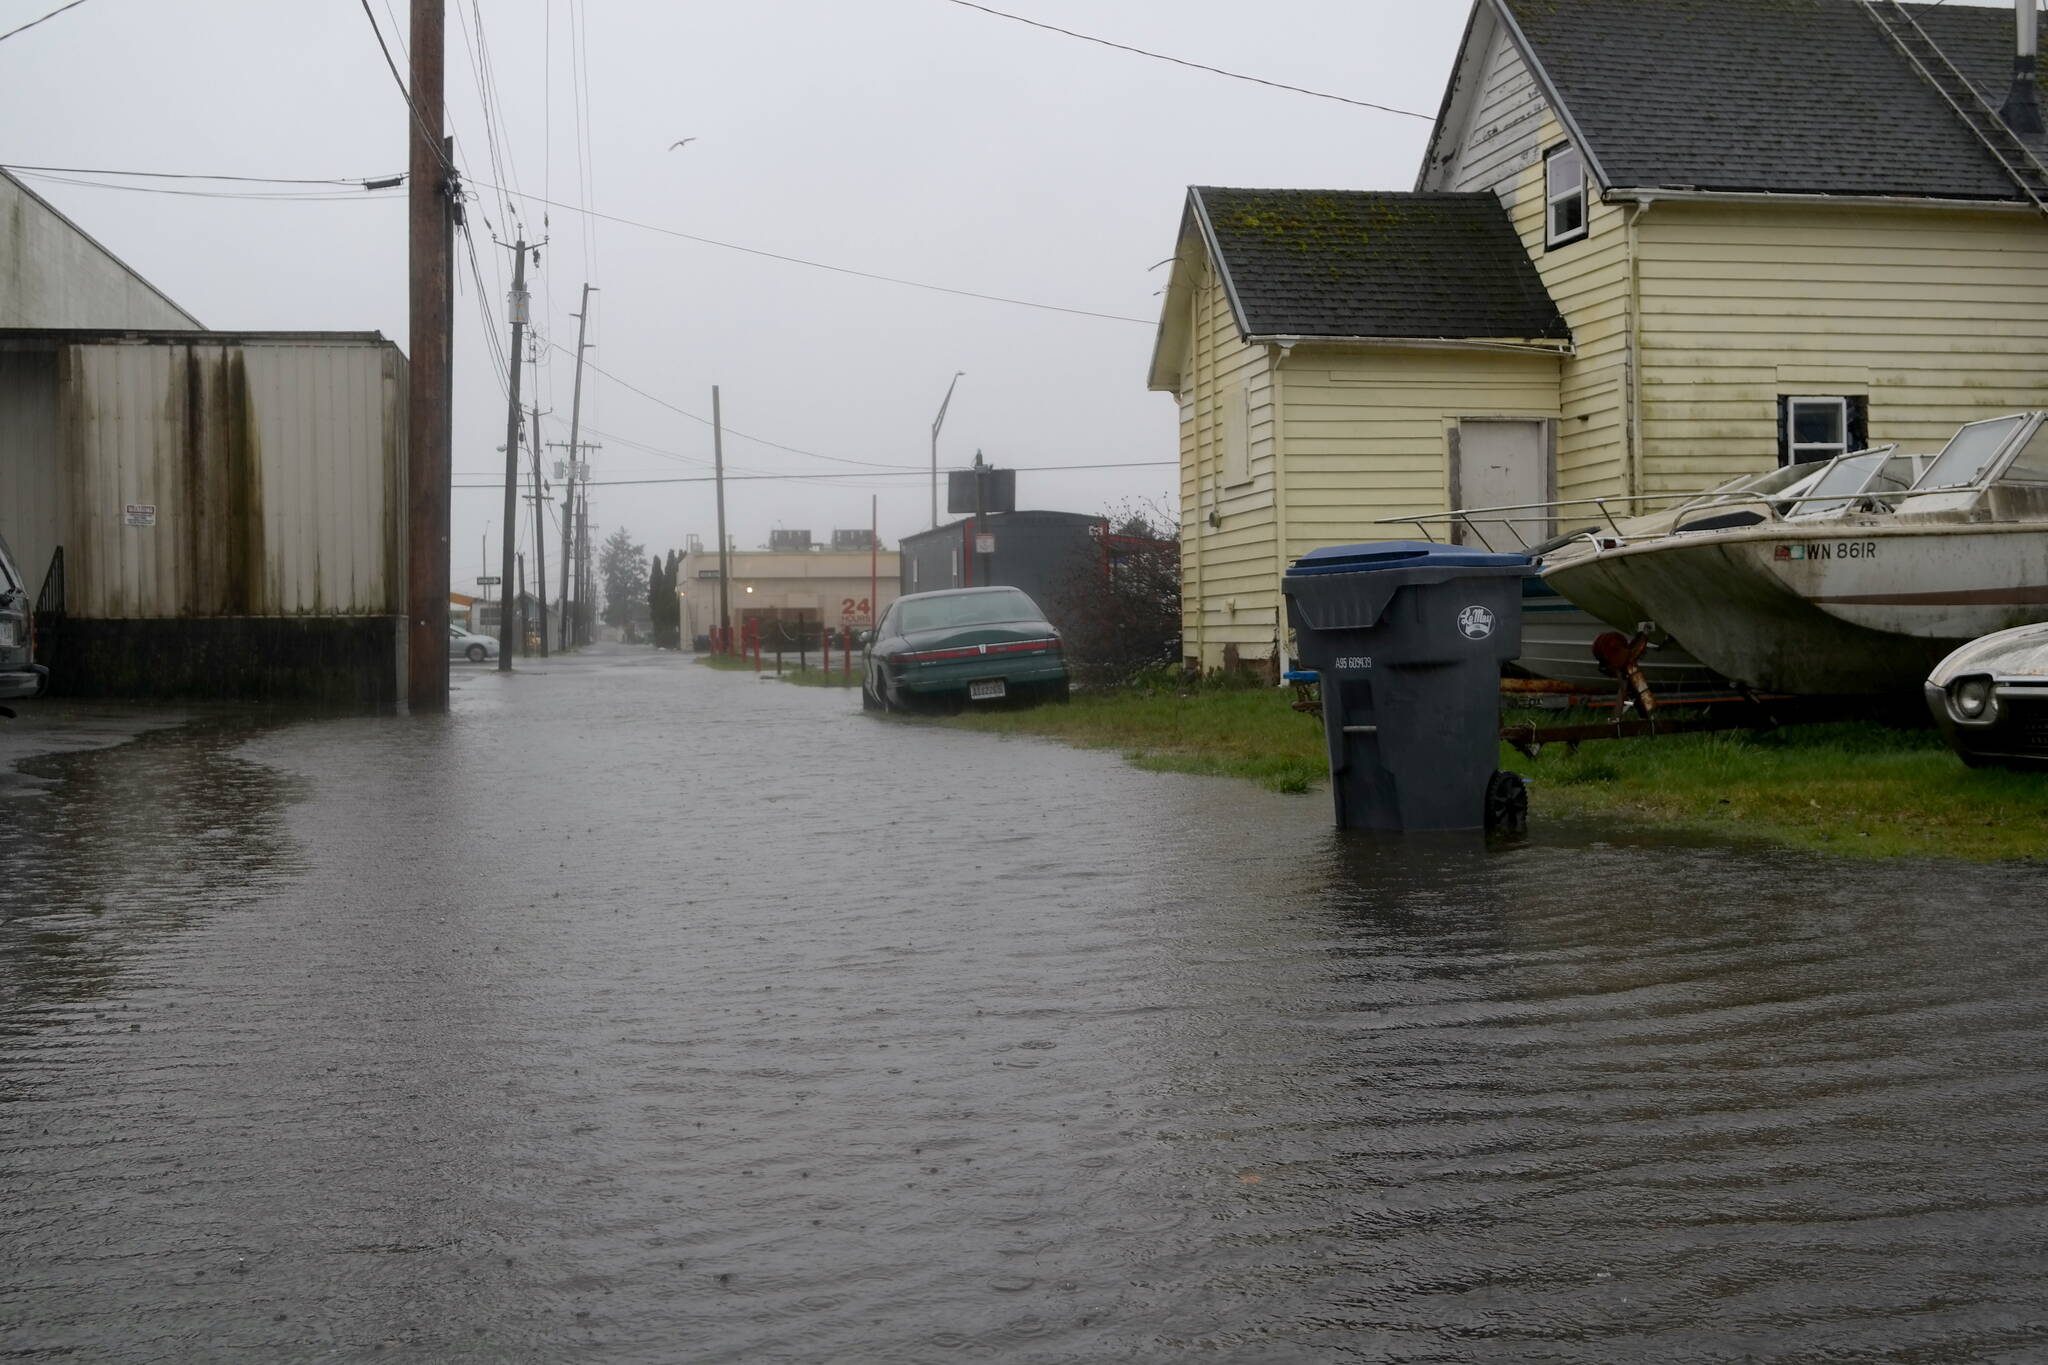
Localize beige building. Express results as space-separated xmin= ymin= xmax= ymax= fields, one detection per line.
xmin=678 ymin=542 xmax=900 ymax=647
xmin=1154 ymin=0 xmax=2048 ymax=670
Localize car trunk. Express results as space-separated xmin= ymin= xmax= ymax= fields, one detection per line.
xmin=898 ymin=621 xmax=1057 ymax=658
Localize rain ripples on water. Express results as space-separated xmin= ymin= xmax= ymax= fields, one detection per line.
xmin=3 ymin=650 xmax=2045 ymax=1362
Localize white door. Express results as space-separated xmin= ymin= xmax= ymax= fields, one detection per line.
xmin=1452 ymin=419 xmax=1548 ymax=550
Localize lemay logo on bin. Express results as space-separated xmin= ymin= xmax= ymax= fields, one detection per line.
xmin=1456 ymin=605 xmax=1495 ymax=640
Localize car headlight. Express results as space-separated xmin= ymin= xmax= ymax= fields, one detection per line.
xmin=1950 ymin=676 xmax=1997 ymax=723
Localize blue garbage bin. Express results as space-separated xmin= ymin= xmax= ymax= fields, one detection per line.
xmin=1284 ymin=541 xmax=1534 ymax=832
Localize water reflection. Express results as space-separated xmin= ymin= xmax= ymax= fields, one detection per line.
xmin=2 ymin=659 xmax=2045 ymax=1363
xmin=0 ymin=715 xmax=301 ymax=1025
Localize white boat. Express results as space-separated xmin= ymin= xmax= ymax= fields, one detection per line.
xmin=1383 ymin=469 xmax=1827 ymax=691
xmin=1543 ymin=414 xmax=2048 ymax=695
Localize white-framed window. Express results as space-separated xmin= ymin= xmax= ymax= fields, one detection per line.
xmin=1544 ymin=142 xmax=1587 ymax=248
xmin=1782 ymin=396 xmax=1852 ymax=465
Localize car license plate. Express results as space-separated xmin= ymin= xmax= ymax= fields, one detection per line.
xmin=968 ymin=678 xmax=1007 ymax=701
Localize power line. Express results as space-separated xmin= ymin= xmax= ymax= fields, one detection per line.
xmin=0 ymin=162 xmax=403 ymax=187
xmin=937 ymin=0 xmax=1432 ymax=120
xmin=541 ymin=339 xmax=925 ymax=470
xmin=453 ymin=459 xmax=1175 ymax=489
xmin=0 ymin=0 xmax=91 ymax=45
xmin=477 ymin=180 xmax=1150 ymax=325
xmin=7 ymin=170 xmax=405 ymax=202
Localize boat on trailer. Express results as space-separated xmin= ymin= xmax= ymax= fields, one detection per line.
xmin=1541 ymin=414 xmax=2048 ymax=695
xmin=1381 ymin=465 xmax=1834 ymax=691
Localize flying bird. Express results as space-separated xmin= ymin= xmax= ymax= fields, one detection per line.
xmin=668 ymin=138 xmax=697 ymax=150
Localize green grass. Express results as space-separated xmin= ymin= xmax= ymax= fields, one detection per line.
xmin=694 ymin=653 xmax=861 ymax=686
xmin=1515 ymin=714 xmax=2048 ymax=861
xmin=943 ymin=686 xmax=1329 ymax=794
xmin=939 ymin=685 xmax=2048 ymax=862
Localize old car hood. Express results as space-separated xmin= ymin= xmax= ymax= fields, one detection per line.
xmin=1931 ymin=622 xmax=2048 ymax=684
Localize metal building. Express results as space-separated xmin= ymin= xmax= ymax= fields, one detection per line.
xmin=1 ymin=169 xmax=201 ymax=330
xmin=0 ymin=330 xmax=409 ymax=707
xmin=897 ymin=510 xmax=1111 ymax=624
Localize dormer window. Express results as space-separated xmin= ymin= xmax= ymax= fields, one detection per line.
xmin=1544 ymin=142 xmax=1587 ymax=248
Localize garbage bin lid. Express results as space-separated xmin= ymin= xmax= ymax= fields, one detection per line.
xmin=1286 ymin=540 xmax=1531 ymax=577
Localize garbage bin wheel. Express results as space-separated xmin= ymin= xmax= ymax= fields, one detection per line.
xmin=1484 ymin=769 xmax=1529 ymax=835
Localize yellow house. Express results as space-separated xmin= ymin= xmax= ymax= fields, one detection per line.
xmin=1156 ymin=0 xmax=2048 ymax=671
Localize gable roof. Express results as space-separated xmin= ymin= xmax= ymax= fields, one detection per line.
xmin=1148 ymin=187 xmax=1569 ymax=389
xmin=1 ymin=168 xmax=203 ymax=328
xmin=1480 ymin=0 xmax=2048 ymax=202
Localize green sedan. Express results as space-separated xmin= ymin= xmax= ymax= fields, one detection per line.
xmin=862 ymin=587 xmax=1069 ymax=712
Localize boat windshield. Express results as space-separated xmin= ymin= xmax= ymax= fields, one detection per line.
xmin=1681 ymin=462 xmax=1816 ymax=510
xmin=1785 ymin=453 xmax=1883 ymax=518
xmin=1997 ymin=422 xmax=2048 ymax=485
xmin=1911 ymin=414 xmax=2031 ymax=492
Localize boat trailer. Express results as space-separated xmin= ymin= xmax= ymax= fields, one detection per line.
xmin=1289 ymin=629 xmax=1809 ymax=758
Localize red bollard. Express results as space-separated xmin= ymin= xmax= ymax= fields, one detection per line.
xmin=842 ymin=628 xmax=853 ymax=681
xmin=823 ymin=629 xmax=832 ymax=677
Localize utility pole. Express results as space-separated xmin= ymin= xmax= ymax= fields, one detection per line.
xmin=517 ymin=551 xmax=528 ymax=654
xmin=972 ymin=448 xmax=988 ymax=587
xmin=578 ymin=502 xmax=593 ymax=644
xmin=559 ymin=282 xmax=595 ymax=650
xmin=527 ymin=397 xmax=549 ymax=657
xmin=406 ymin=0 xmax=453 ymax=713
xmin=713 ymin=384 xmax=730 ymax=649
xmin=494 ymin=236 xmax=532 ymax=672
xmin=930 ymin=370 xmax=964 ymax=529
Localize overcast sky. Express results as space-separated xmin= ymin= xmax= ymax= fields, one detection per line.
xmin=1 ymin=0 xmax=2016 ymax=584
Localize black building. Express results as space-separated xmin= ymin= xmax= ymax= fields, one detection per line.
xmin=897 ymin=510 xmax=1113 ymax=627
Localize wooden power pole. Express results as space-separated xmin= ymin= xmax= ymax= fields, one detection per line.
xmin=558 ymin=283 xmax=594 ymax=650
xmin=713 ymin=384 xmax=730 ymax=649
xmin=495 ymin=236 xmax=529 ymax=671
xmin=405 ymin=0 xmax=453 ymax=712
xmin=527 ymin=398 xmax=548 ymax=657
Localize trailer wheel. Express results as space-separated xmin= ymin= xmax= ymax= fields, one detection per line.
xmin=1484 ymin=769 xmax=1529 ymax=835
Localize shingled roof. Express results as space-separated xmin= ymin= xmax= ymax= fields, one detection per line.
xmin=1189 ymin=187 xmax=1570 ymax=342
xmin=1500 ymin=0 xmax=2048 ymax=200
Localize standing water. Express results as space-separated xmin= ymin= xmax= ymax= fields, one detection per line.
xmin=3 ymin=649 xmax=2045 ymax=1362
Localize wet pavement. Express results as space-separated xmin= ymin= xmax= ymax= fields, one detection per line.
xmin=3 ymin=646 xmax=2047 ymax=1363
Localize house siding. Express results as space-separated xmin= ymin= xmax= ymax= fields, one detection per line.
xmin=1176 ymin=314 xmax=1560 ymax=669
xmin=1441 ymin=43 xmax=1627 ymax=507
xmin=1445 ymin=24 xmax=1549 ymax=205
xmin=1635 ymin=201 xmax=2048 ymax=490
xmin=1503 ymin=118 xmax=1630 ymax=504
xmin=1178 ymin=255 xmax=1275 ymax=667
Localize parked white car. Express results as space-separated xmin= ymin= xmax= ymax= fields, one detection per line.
xmin=450 ymin=624 xmax=499 ymax=664
xmin=0 ymin=531 xmax=47 ymax=701
xmin=1925 ymin=622 xmax=2048 ymax=770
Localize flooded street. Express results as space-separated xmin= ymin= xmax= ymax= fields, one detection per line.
xmin=4 ymin=648 xmax=2046 ymax=1363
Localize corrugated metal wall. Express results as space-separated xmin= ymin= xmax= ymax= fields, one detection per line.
xmin=0 ymin=334 xmax=407 ymax=619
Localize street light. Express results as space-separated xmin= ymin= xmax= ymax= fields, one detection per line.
xmin=931 ymin=371 xmax=965 ymax=529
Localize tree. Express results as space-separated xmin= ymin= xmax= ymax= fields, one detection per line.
xmin=1046 ymin=500 xmax=1181 ymax=687
xmin=663 ymin=549 xmax=683 ymax=649
xmin=646 ymin=554 xmax=667 ymax=647
xmin=598 ymin=528 xmax=649 ymax=631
